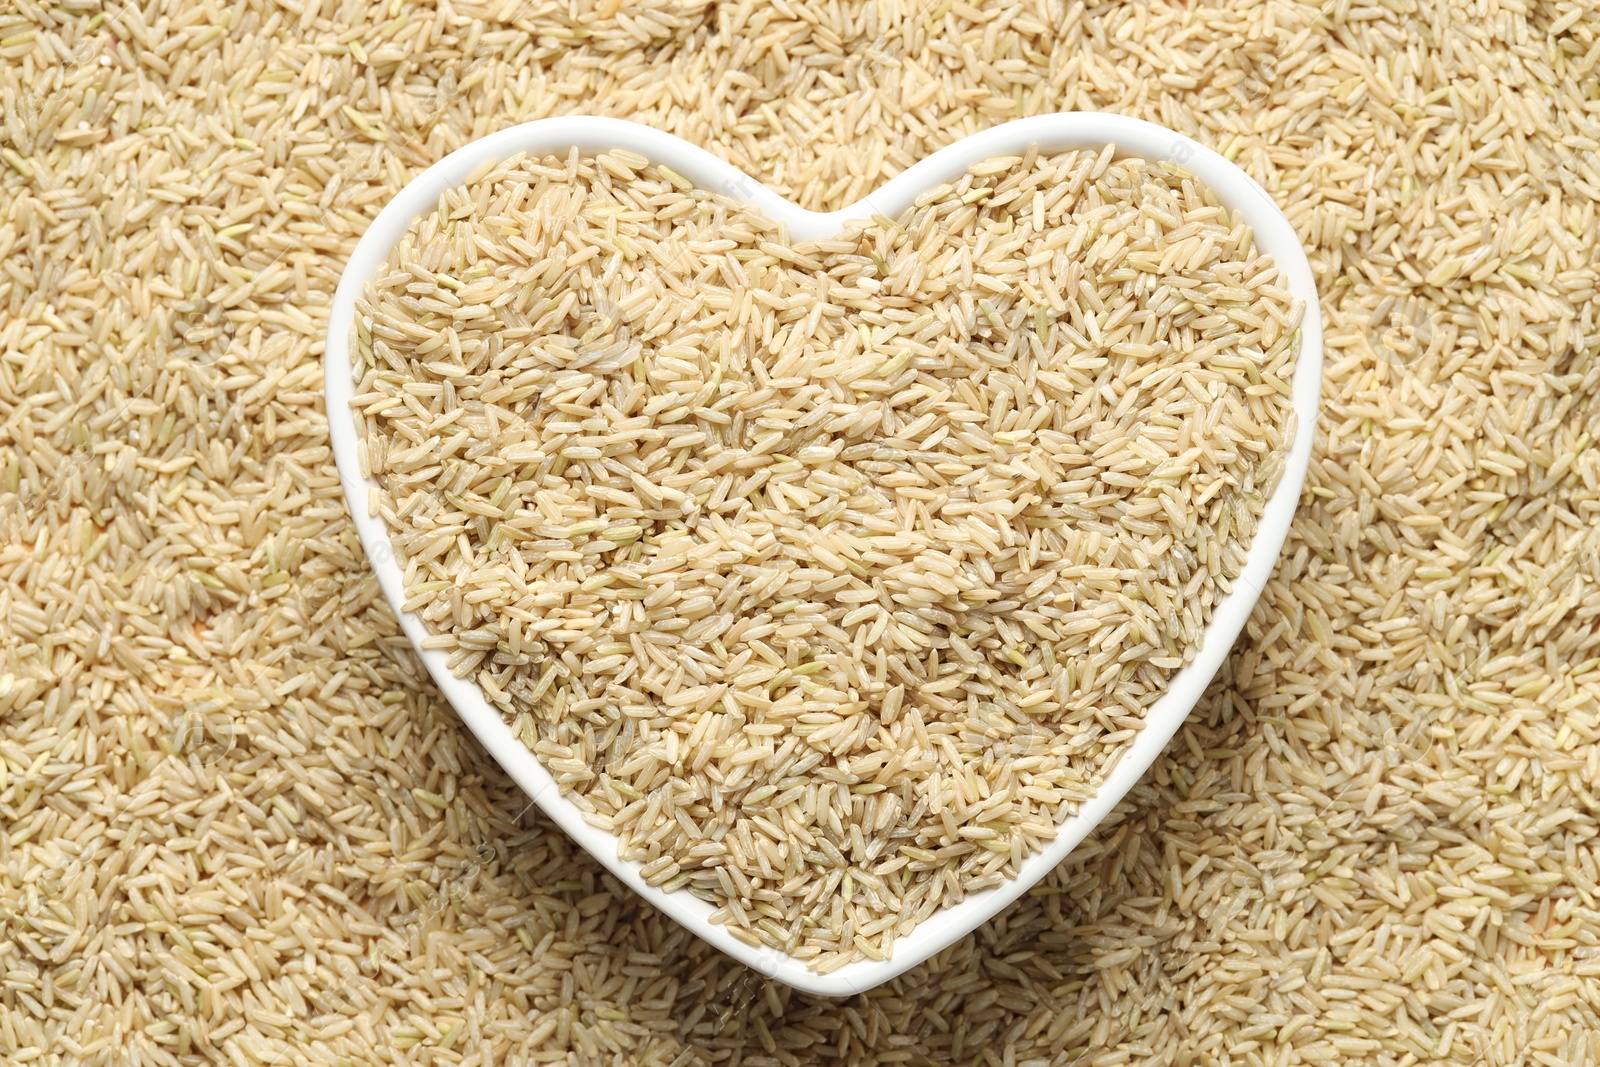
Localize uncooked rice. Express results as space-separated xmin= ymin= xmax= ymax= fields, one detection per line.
xmin=1 ymin=0 xmax=1598 ymax=1063
xmin=352 ymin=147 xmax=1300 ymax=969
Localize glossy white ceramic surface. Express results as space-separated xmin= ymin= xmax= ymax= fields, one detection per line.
xmin=325 ymin=113 xmax=1323 ymax=996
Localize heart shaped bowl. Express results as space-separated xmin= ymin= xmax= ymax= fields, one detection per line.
xmin=325 ymin=112 xmax=1323 ymax=996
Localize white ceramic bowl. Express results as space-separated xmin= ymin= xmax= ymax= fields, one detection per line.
xmin=325 ymin=113 xmax=1323 ymax=997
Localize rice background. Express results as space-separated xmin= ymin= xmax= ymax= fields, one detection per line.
xmin=1 ymin=1 xmax=1598 ymax=1065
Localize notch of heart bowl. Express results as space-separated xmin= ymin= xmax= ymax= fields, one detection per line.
xmin=325 ymin=112 xmax=1323 ymax=997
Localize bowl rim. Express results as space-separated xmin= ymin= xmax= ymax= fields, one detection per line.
xmin=324 ymin=111 xmax=1323 ymax=998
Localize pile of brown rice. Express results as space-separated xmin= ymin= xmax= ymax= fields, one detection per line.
xmin=353 ymin=147 xmax=1300 ymax=969
xmin=2 ymin=0 xmax=1598 ymax=1063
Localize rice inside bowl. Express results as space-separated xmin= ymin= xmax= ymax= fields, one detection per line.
xmin=351 ymin=146 xmax=1301 ymax=971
